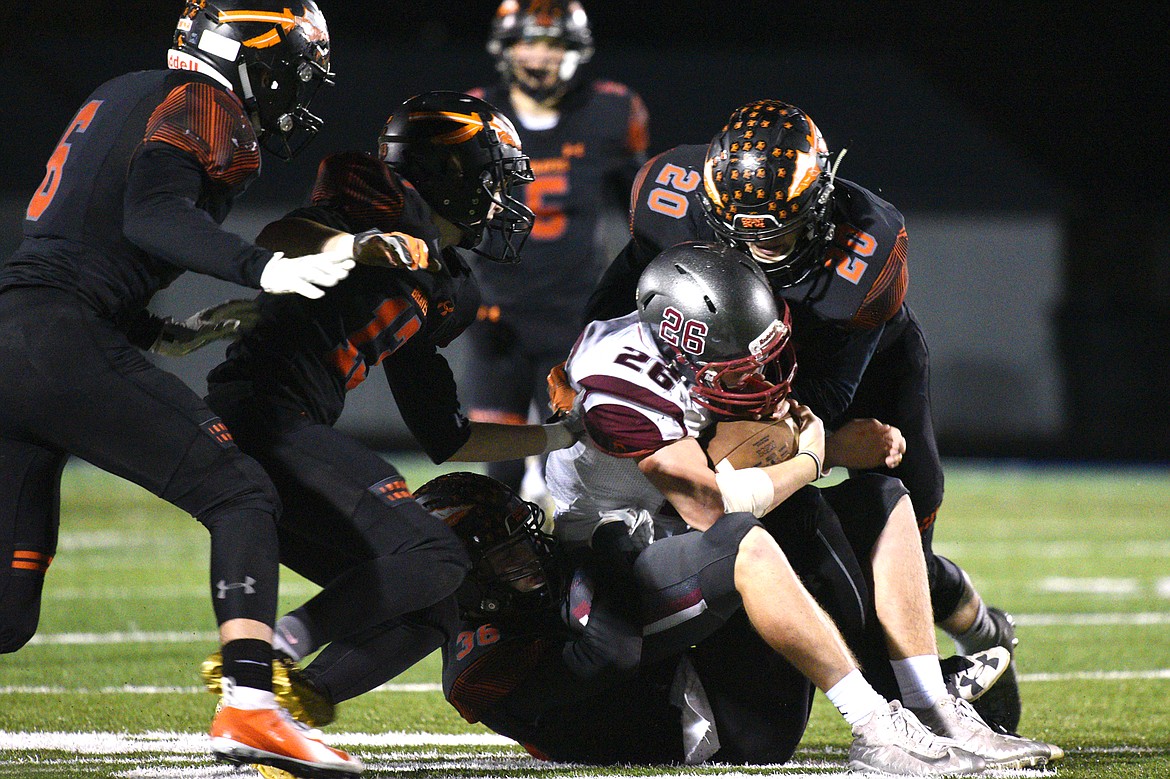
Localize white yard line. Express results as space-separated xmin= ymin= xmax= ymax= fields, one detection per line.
xmin=22 ymin=611 xmax=1170 ymax=647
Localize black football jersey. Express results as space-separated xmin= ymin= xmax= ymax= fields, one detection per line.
xmin=208 ymin=152 xmax=479 ymax=462
xmin=587 ymin=144 xmax=911 ymax=424
xmin=442 ymin=610 xmax=683 ymax=764
xmin=466 ymin=81 xmax=648 ymax=337
xmin=1 ymin=69 xmax=271 ymax=325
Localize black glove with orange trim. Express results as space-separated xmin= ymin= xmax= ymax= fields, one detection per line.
xmin=353 ymin=229 xmax=440 ymax=272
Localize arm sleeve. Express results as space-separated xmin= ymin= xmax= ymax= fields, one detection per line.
xmin=582 ymin=237 xmax=654 ymax=323
xmin=382 ymin=339 xmax=472 ymax=463
xmin=791 ymin=322 xmax=885 ymax=426
xmin=122 ymin=143 xmax=272 ymax=288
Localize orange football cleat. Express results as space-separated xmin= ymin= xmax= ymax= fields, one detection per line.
xmin=210 ymin=705 xmax=363 ymax=779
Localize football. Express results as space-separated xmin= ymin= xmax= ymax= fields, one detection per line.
xmin=704 ymin=416 xmax=800 ymax=471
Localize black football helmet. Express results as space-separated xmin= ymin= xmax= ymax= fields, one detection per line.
xmin=699 ymin=100 xmax=843 ymax=287
xmin=172 ymin=0 xmax=334 ymax=159
xmin=378 ymin=91 xmax=535 ymax=263
xmin=487 ymin=0 xmax=594 ymax=104
xmin=636 ymin=242 xmax=797 ymax=419
xmin=415 ymin=472 xmax=559 ymax=620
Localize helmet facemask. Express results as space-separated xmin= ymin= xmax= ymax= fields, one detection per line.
xmin=687 ymin=317 xmax=797 ymax=420
xmin=243 ymin=37 xmax=333 ymax=159
xmin=466 ymin=145 xmax=535 ymax=264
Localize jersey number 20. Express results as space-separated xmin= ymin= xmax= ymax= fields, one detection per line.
xmin=646 ymin=163 xmax=700 ymax=219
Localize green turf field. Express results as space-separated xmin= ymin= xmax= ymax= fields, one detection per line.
xmin=1 ymin=457 xmax=1168 ymax=777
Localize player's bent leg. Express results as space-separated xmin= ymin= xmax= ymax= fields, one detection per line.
xmin=734 ymin=526 xmax=859 ymax=691
xmin=870 ymin=495 xmax=937 ymax=661
xmin=935 ymin=561 xmax=1023 ymax=732
xmin=281 ymin=489 xmax=469 ymax=652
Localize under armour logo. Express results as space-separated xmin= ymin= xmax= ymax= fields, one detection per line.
xmin=215 ymin=576 xmax=256 ymax=599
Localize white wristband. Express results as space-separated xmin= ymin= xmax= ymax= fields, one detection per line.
xmin=714 ymin=467 xmax=774 ymax=518
xmin=541 ymin=422 xmax=574 ymax=453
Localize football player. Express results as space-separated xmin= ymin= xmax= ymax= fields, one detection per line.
xmin=428 ymin=466 xmax=1041 ymax=771
xmin=198 ymin=91 xmax=580 ymax=723
xmin=544 ymin=242 xmax=1057 ymax=770
xmin=463 ymin=0 xmax=650 ymax=501
xmin=0 ymin=3 xmax=361 ymax=776
xmin=585 ymin=99 xmax=1024 ymax=730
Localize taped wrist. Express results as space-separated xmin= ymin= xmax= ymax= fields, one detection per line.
xmin=714 ymin=467 xmax=774 ymax=517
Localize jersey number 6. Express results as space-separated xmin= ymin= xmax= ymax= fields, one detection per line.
xmin=27 ymin=100 xmax=103 ymax=222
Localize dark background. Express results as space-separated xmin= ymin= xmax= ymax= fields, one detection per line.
xmin=2 ymin=2 xmax=1167 ymax=460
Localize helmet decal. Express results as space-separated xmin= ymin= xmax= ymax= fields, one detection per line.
xmin=410 ymin=110 xmax=521 ymax=150
xmin=699 ymin=100 xmax=839 ymax=287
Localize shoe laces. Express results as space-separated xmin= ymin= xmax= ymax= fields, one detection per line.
xmin=947 ymin=695 xmax=996 ymax=733
xmin=887 ymin=702 xmax=952 ymax=757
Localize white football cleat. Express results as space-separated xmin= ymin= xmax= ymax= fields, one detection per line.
xmin=849 ymin=700 xmax=986 ymax=775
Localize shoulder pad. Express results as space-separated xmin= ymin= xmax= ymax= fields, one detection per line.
xmin=629 ymin=145 xmax=709 ymax=253
xmin=853 ymin=225 xmax=908 ymax=328
xmin=310 ymin=151 xmax=411 ymax=232
xmin=144 ymin=82 xmax=259 ymax=188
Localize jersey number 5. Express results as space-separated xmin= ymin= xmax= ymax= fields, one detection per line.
xmin=27 ymin=100 xmax=103 ymax=222
xmin=646 ymin=163 xmax=700 ymax=219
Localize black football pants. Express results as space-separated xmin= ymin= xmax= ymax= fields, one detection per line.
xmin=0 ymin=288 xmax=280 ymax=652
xmin=205 ymin=385 xmax=470 ymax=651
xmin=842 ymin=308 xmax=967 ymax=622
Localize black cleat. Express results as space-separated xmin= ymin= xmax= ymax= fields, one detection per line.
xmin=970 ymin=607 xmax=1021 ymax=732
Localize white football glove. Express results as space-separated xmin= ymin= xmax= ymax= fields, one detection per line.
xmin=259 ymin=249 xmax=356 ymax=299
xmin=150 ymin=299 xmax=260 ymax=357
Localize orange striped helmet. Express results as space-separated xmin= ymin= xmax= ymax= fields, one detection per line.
xmin=379 ymin=91 xmax=535 ymax=263
xmin=416 ymin=472 xmax=559 ymax=620
xmin=172 ymin=1 xmax=333 ymax=159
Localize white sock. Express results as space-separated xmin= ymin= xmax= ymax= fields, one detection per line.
xmin=221 ymin=676 xmax=278 ymax=710
xmin=825 ymin=669 xmax=888 ymax=726
xmin=891 ymin=655 xmax=948 ymax=709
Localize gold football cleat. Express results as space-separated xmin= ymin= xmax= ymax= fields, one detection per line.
xmin=200 ymin=651 xmax=336 ymax=727
xmin=253 ymin=763 xmax=297 ymax=779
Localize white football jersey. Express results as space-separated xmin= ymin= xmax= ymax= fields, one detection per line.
xmin=546 ymin=313 xmax=713 ymax=546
